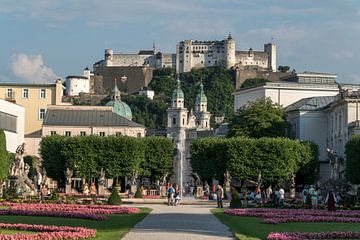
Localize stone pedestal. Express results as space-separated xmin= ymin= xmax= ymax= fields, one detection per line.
xmin=196 ymin=186 xmax=204 ymax=198
xmin=98 ymin=185 xmax=106 ymax=195
xmin=160 ymin=186 xmax=167 ymax=197
xmin=65 ymin=184 xmax=72 ymax=194
xmin=130 ymin=185 xmax=137 ymax=194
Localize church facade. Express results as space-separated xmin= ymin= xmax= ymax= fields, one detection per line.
xmin=167 ymin=79 xmax=211 ymax=191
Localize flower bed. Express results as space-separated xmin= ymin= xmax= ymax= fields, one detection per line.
xmin=224 ymin=208 xmax=360 ymax=224
xmin=0 ymin=203 xmax=140 ymax=221
xmin=142 ymin=195 xmax=161 ymax=199
xmin=0 ymin=223 xmax=96 ymax=240
xmin=267 ymin=231 xmax=360 ymax=240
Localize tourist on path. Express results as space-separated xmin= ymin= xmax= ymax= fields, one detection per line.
xmin=325 ymin=190 xmax=336 ymax=211
xmin=279 ymin=187 xmax=285 ymax=205
xmin=309 ymin=186 xmax=318 ymax=209
xmin=266 ymin=185 xmax=272 ymax=199
xmin=216 ymin=185 xmax=224 ymax=208
xmin=167 ymin=185 xmax=175 ymax=206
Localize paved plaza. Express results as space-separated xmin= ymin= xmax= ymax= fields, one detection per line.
xmin=123 ymin=204 xmax=234 ymax=240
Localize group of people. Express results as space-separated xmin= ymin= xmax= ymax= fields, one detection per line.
xmin=167 ymin=184 xmax=181 ymax=206
xmin=302 ymin=186 xmax=337 ymax=211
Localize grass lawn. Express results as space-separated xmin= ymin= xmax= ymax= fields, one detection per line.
xmin=0 ymin=208 xmax=151 ymax=239
xmin=212 ymin=209 xmax=360 ymax=240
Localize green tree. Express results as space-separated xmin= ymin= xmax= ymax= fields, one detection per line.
xmin=228 ymin=98 xmax=289 ymax=138
xmin=295 ymin=141 xmax=319 ymax=185
xmin=0 ymin=130 xmax=11 ymax=186
xmin=278 ymin=65 xmax=290 ymax=73
xmin=140 ymin=137 xmax=173 ymax=182
xmin=345 ymin=135 xmax=360 ymax=184
xmin=149 ymin=67 xmax=176 ymax=100
xmin=108 ymin=187 xmax=122 ymax=205
xmin=240 ymin=78 xmax=268 ymax=89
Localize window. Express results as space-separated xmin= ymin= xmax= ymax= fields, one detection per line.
xmin=50 ymin=131 xmax=57 ymax=135
xmin=0 ymin=111 xmax=17 ymax=133
xmin=80 ymin=131 xmax=86 ymax=136
xmin=99 ymin=132 xmax=105 ymax=136
xmin=137 ymin=133 xmax=142 ymax=138
xmin=40 ymin=89 xmax=46 ymax=99
xmin=39 ymin=108 xmax=46 ymax=120
xmin=172 ymin=118 xmax=176 ymax=125
xmin=22 ymin=89 xmax=29 ymax=98
xmin=65 ymin=131 xmax=71 ymax=136
xmin=6 ymin=89 xmax=13 ymax=98
xmin=116 ymin=132 xmax=122 ymax=136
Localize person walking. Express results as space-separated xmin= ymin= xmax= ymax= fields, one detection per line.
xmin=216 ymin=184 xmax=224 ymax=208
xmin=325 ymin=190 xmax=336 ymax=211
xmin=279 ymin=187 xmax=285 ymax=205
xmin=266 ymin=185 xmax=273 ymax=199
xmin=167 ymin=185 xmax=175 ymax=206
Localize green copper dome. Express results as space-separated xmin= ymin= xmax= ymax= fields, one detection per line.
xmin=195 ymin=83 xmax=207 ymax=103
xmin=172 ymin=78 xmax=184 ymax=100
xmin=105 ymin=80 xmax=133 ymax=120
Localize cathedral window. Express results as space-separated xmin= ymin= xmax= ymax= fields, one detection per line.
xmin=183 ymin=118 xmax=185 ymax=125
xmin=173 ymin=118 xmax=176 ymax=125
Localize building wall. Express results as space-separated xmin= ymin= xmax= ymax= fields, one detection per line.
xmin=42 ymin=126 xmax=145 ymax=138
xmin=65 ymin=77 xmax=90 ymax=96
xmin=0 ymin=99 xmax=24 ymax=153
xmin=93 ymin=66 xmax=153 ymax=94
xmin=0 ymin=80 xmax=63 ymax=136
xmin=234 ymin=83 xmax=339 ymax=111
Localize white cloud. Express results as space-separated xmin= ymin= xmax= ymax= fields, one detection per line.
xmin=330 ymin=50 xmax=354 ymax=60
xmin=10 ymin=54 xmax=59 ymax=83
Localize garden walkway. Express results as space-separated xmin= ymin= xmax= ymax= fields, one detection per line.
xmin=123 ymin=204 xmax=234 ymax=240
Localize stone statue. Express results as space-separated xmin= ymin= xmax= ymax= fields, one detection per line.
xmin=327 ymin=149 xmax=339 ymax=180
xmin=11 ymin=143 xmax=26 ymax=176
xmin=66 ymin=168 xmax=73 ymax=184
xmin=99 ymin=168 xmax=106 ymax=185
xmin=161 ymin=173 xmax=168 ymax=186
xmin=131 ymin=171 xmax=138 ymax=185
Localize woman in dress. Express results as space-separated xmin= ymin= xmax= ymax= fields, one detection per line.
xmin=325 ymin=190 xmax=336 ymax=211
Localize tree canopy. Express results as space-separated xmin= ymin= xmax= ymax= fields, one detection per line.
xmin=190 ymin=137 xmax=318 ymax=186
xmin=278 ymin=65 xmax=290 ymax=73
xmin=345 ymin=135 xmax=360 ymax=184
xmin=228 ymin=98 xmax=289 ymax=138
xmin=40 ymin=135 xmax=173 ymax=187
xmin=240 ymin=78 xmax=268 ymax=89
xmin=0 ymin=129 xmax=11 ymax=182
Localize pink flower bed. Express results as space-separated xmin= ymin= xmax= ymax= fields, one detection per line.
xmin=0 ymin=203 xmax=140 ymax=221
xmin=0 ymin=223 xmax=96 ymax=240
xmin=268 ymin=231 xmax=360 ymax=240
xmin=224 ymin=208 xmax=360 ymax=224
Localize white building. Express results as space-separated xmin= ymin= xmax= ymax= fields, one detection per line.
xmin=139 ymin=87 xmax=155 ymax=100
xmin=0 ymin=99 xmax=25 ymax=153
xmin=285 ymin=86 xmax=360 ymax=181
xmin=233 ymin=82 xmax=340 ymax=111
xmin=65 ymin=68 xmax=92 ymax=96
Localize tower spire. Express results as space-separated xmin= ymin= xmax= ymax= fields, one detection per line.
xmin=112 ymin=78 xmax=121 ymax=101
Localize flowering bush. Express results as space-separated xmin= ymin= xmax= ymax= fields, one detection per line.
xmin=0 ymin=223 xmax=96 ymax=239
xmin=0 ymin=203 xmax=140 ymax=220
xmin=224 ymin=208 xmax=360 ymax=224
xmin=267 ymin=231 xmax=360 ymax=240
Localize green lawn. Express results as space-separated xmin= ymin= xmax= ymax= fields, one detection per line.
xmin=0 ymin=208 xmax=151 ymax=239
xmin=212 ymin=209 xmax=360 ymax=240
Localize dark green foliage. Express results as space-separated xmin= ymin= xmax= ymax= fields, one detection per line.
xmin=149 ymin=67 xmax=176 ymax=99
xmin=228 ymin=98 xmax=289 ymax=138
xmin=190 ymin=137 xmax=318 ymax=185
xmin=24 ymin=155 xmax=38 ymax=179
xmin=345 ymin=135 xmax=360 ymax=184
xmin=107 ymin=187 xmax=122 ymax=205
xmin=140 ymin=137 xmax=173 ymax=182
xmin=0 ymin=129 xmax=11 ymax=182
xmin=240 ymin=78 xmax=268 ymax=89
xmin=278 ymin=65 xmax=290 ymax=72
xmin=40 ymin=135 xmax=174 ymax=186
xmin=50 ymin=189 xmax=59 ymax=200
xmin=135 ymin=188 xmax=142 ymax=198
xmin=230 ymin=188 xmax=242 ymax=208
xmin=122 ymin=95 xmax=168 ymax=129
xmin=295 ymin=141 xmax=319 ymax=185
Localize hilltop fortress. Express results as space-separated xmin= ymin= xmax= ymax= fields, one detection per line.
xmin=97 ymin=34 xmax=276 ymax=74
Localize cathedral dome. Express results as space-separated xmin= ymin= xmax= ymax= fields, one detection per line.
xmin=105 ymin=79 xmax=132 ymax=120
xmin=105 ymin=100 xmax=132 ymax=120
xmin=195 ymin=83 xmax=207 ymax=103
xmin=172 ymin=78 xmax=184 ymax=100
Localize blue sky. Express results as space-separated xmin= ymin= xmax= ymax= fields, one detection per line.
xmin=0 ymin=0 xmax=360 ymax=84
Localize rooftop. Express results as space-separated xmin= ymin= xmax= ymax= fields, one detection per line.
xmin=43 ymin=108 xmax=143 ymax=127
xmin=285 ymin=96 xmax=336 ymax=112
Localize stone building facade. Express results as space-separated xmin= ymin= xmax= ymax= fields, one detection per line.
xmin=167 ymin=80 xmax=211 ymax=193
xmin=176 ymin=34 xmax=276 ymax=74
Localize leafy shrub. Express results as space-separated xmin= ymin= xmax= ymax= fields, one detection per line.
xmin=230 ymin=188 xmax=242 ymax=208
xmin=134 ymin=188 xmax=143 ymax=198
xmin=107 ymin=187 xmax=122 ymax=205
xmin=50 ymin=189 xmax=59 ymax=201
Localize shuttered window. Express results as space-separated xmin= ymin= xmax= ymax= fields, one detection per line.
xmin=0 ymin=111 xmax=17 ymax=133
